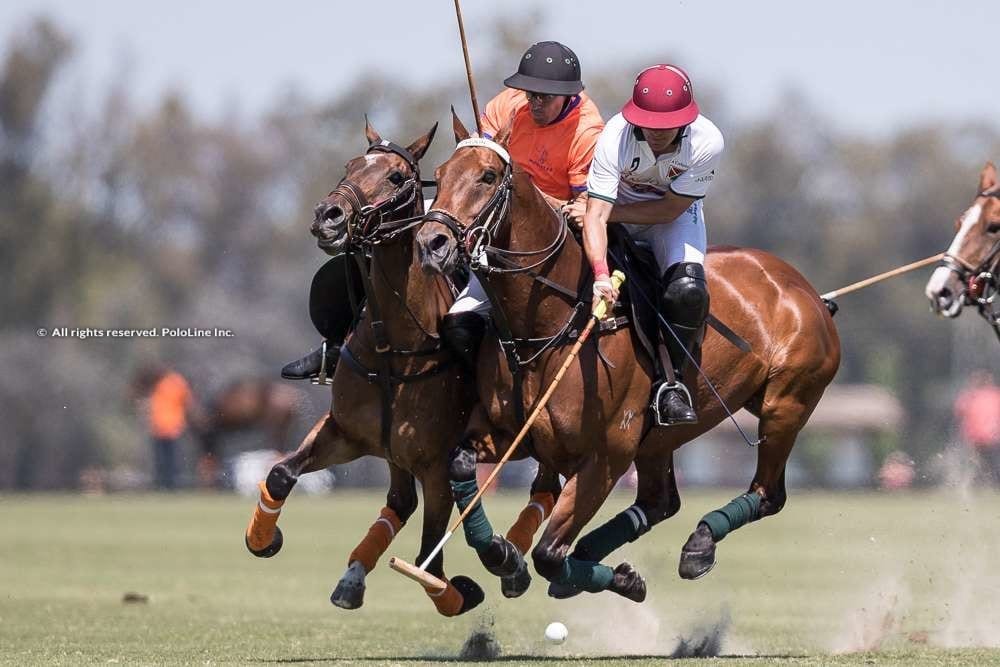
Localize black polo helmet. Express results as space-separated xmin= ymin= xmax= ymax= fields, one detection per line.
xmin=503 ymin=41 xmax=584 ymax=96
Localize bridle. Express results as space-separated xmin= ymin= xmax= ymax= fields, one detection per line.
xmin=324 ymin=137 xmax=455 ymax=458
xmin=422 ymin=138 xmax=568 ymax=275
xmin=938 ymin=189 xmax=1000 ymax=334
xmin=330 ymin=139 xmax=434 ymax=247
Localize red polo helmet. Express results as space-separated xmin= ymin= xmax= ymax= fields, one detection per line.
xmin=621 ymin=64 xmax=699 ymax=129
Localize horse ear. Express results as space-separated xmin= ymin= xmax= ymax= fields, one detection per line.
xmin=364 ymin=114 xmax=382 ymax=146
xmin=452 ymin=106 xmax=471 ymax=143
xmin=492 ymin=116 xmax=514 ymax=149
xmin=406 ymin=122 xmax=437 ymax=162
xmin=981 ymin=161 xmax=998 ymax=193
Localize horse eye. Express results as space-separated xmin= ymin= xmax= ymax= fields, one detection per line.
xmin=388 ymin=171 xmax=404 ymax=186
xmin=482 ymin=170 xmax=497 ymax=185
xmin=988 ymin=222 xmax=1000 ymax=234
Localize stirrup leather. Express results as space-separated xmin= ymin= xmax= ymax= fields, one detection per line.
xmin=651 ymin=380 xmax=694 ymax=426
xmin=311 ymin=340 xmax=334 ymax=386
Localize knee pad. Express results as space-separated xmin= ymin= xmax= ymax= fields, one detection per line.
xmin=441 ymin=312 xmax=487 ymax=367
xmin=659 ymin=262 xmax=709 ymax=327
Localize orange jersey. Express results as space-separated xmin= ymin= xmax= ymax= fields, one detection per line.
xmin=481 ymin=88 xmax=603 ymax=201
xmin=149 ymin=371 xmax=191 ymax=439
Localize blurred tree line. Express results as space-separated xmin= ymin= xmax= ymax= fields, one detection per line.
xmin=2 ymin=14 xmax=998 ymax=489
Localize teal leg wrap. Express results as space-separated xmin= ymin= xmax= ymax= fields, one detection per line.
xmin=700 ymin=492 xmax=761 ymax=542
xmin=450 ymin=478 xmax=494 ymax=552
xmin=573 ymin=506 xmax=649 ymax=561
xmin=557 ymin=556 xmax=615 ymax=593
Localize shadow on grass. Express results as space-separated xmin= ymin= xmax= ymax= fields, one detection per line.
xmin=259 ymin=654 xmax=806 ymax=663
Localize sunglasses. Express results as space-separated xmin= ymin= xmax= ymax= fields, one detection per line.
xmin=525 ymin=91 xmax=558 ymax=103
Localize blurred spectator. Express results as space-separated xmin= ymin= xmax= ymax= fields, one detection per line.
xmin=953 ymin=369 xmax=1000 ymax=485
xmin=878 ymin=450 xmax=915 ymax=490
xmin=134 ymin=363 xmax=196 ymax=490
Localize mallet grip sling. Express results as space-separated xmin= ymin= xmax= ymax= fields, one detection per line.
xmin=390 ymin=271 xmax=625 ymax=588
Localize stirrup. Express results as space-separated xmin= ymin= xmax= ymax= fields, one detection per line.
xmin=311 ymin=340 xmax=333 ymax=386
xmin=651 ymin=380 xmax=694 ymax=427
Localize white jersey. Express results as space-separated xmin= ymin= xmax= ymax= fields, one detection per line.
xmin=586 ymin=112 xmax=723 ymax=206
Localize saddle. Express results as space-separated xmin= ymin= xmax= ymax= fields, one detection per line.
xmin=605 ymin=224 xmax=751 ymax=365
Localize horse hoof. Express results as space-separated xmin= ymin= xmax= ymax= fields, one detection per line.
xmin=679 ymin=525 xmax=717 ymax=580
xmin=500 ymin=561 xmax=531 ymax=598
xmin=330 ymin=561 xmax=366 ymax=610
xmin=547 ymin=581 xmax=582 ymax=600
xmin=450 ymin=575 xmax=485 ymax=615
xmin=609 ymin=562 xmax=646 ymax=603
xmin=245 ymin=525 xmax=283 ymax=558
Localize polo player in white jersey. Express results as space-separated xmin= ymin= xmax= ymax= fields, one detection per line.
xmin=581 ymin=64 xmax=724 ymax=426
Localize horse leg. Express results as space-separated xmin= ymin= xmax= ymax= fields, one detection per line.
xmin=679 ymin=392 xmax=816 ymax=580
xmin=413 ymin=463 xmax=485 ymax=617
xmin=499 ymin=463 xmax=562 ymax=598
xmin=445 ymin=408 xmax=532 ymax=595
xmin=532 ymin=455 xmax=645 ymax=602
xmin=548 ymin=449 xmax=680 ymax=599
xmin=245 ymin=414 xmax=362 ymax=557
xmin=330 ymin=462 xmax=416 ymax=610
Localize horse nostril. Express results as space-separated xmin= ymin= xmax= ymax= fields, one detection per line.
xmin=428 ymin=233 xmax=449 ymax=254
xmin=324 ymin=205 xmax=344 ymax=222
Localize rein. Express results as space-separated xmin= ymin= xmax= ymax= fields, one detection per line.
xmin=424 ymin=138 xmax=597 ymax=452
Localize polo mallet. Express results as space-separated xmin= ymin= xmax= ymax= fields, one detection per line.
xmin=389 ymin=270 xmax=626 ymax=592
xmin=819 ymin=252 xmax=943 ymax=300
xmin=452 ymin=0 xmax=482 ymax=135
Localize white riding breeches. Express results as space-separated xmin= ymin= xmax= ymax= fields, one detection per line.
xmin=623 ymin=199 xmax=706 ymax=273
xmin=449 ymin=254 xmax=492 ymax=316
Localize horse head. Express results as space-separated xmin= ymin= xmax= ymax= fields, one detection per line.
xmin=312 ymin=117 xmax=437 ymax=254
xmin=416 ymin=108 xmax=514 ymax=274
xmin=925 ymin=162 xmax=1000 ymax=317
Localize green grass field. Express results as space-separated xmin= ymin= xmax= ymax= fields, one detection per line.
xmin=3 ymin=487 xmax=1000 ymax=665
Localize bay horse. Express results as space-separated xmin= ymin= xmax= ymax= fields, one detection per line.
xmin=243 ymin=120 xmax=560 ymax=616
xmin=196 ymin=378 xmax=304 ymax=459
xmin=925 ymin=161 xmax=1000 ymax=341
xmin=413 ymin=113 xmax=840 ymax=602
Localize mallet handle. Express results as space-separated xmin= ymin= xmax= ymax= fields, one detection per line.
xmin=406 ymin=272 xmax=624 ymax=580
xmin=444 ymin=270 xmax=626 ymax=536
xmin=820 ymin=253 xmax=943 ymax=300
xmin=452 ymin=0 xmax=482 ymax=135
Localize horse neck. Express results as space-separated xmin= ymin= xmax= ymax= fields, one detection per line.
xmin=368 ymin=221 xmax=450 ymax=348
xmin=491 ymin=169 xmax=584 ymax=337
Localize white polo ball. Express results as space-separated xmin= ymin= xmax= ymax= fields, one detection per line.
xmin=544 ymin=621 xmax=568 ymax=644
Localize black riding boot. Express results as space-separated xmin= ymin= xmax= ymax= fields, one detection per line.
xmin=441 ymin=311 xmax=487 ymax=372
xmin=280 ymin=340 xmax=340 ymax=382
xmin=652 ymin=262 xmax=709 ymax=427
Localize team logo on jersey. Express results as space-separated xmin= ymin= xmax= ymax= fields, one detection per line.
xmin=667 ymin=164 xmax=688 ymax=180
xmin=629 ymin=157 xmax=640 ymax=171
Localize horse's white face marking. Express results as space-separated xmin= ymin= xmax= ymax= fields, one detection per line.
xmin=619 ymin=409 xmax=636 ymax=431
xmin=946 ymin=203 xmax=984 ymax=257
xmin=363 ymin=154 xmax=378 ymax=167
xmin=926 ymin=204 xmax=984 ymax=316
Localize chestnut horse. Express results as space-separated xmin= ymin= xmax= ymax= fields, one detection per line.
xmin=244 ymin=121 xmax=559 ymax=616
xmin=414 ymin=115 xmax=840 ymax=602
xmin=925 ymin=161 xmax=1000 ymax=341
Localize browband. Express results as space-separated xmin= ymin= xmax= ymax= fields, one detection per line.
xmin=456 ymin=137 xmax=511 ymax=165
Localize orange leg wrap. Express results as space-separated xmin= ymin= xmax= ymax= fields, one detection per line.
xmin=347 ymin=506 xmax=404 ymax=573
xmin=246 ymin=480 xmax=284 ymax=552
xmin=505 ymin=491 xmax=556 ymax=555
xmin=425 ymin=577 xmax=465 ymax=617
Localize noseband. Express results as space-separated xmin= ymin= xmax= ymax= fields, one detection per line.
xmin=938 ymin=189 xmax=1000 ymax=308
xmin=423 ymin=138 xmax=516 ymax=263
xmin=330 ymin=140 xmax=431 ymax=245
